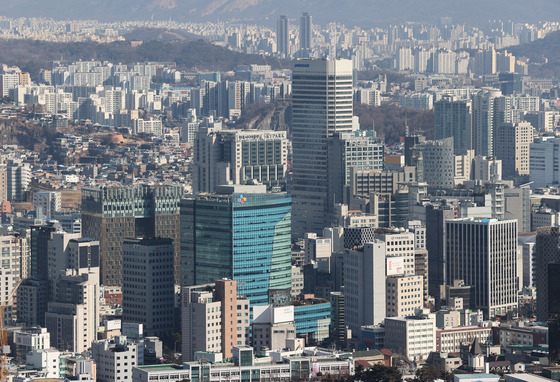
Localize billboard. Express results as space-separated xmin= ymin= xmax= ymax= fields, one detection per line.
xmin=386 ymin=257 xmax=404 ymax=276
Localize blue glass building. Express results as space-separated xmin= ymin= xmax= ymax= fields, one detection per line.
xmin=294 ymin=298 xmax=331 ymax=345
xmin=180 ymin=185 xmax=292 ymax=306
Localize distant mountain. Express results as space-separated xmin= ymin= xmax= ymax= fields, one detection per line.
xmin=0 ymin=39 xmax=282 ymax=79
xmin=505 ymin=30 xmax=560 ymax=78
xmin=2 ymin=0 xmax=560 ymax=26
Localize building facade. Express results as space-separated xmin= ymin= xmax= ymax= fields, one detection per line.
xmin=81 ymin=184 xmax=182 ymax=286
xmin=180 ymin=185 xmax=291 ymax=306
xmin=446 ymin=218 xmax=518 ymax=318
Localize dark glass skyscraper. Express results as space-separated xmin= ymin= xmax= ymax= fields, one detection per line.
xmin=277 ymin=15 xmax=289 ymax=58
xmin=299 ymin=12 xmax=312 ymax=54
xmin=180 ymin=185 xmax=292 ymax=306
xmin=81 ymin=184 xmax=182 ymax=286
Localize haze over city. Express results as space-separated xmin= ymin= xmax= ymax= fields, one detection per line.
xmin=0 ymin=2 xmax=558 ymax=382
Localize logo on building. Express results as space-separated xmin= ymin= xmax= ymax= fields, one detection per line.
xmin=239 ymin=195 xmax=247 ymax=204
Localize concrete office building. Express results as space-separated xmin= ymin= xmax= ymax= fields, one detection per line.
xmin=193 ymin=128 xmax=289 ymax=193
xmin=535 ymin=227 xmax=560 ymax=322
xmin=304 ymin=233 xmax=332 ymax=273
xmin=81 ymin=183 xmax=182 ymax=286
xmin=291 ymin=59 xmax=354 ymax=237
xmin=253 ymin=305 xmax=297 ymax=352
xmin=376 ymin=230 xmax=416 ymax=276
xmin=45 ymin=269 xmax=100 ymax=352
xmin=384 ymin=311 xmax=437 ymax=361
xmin=386 ymin=275 xmax=424 ymax=317
xmin=180 ymin=185 xmax=291 ymax=306
xmin=413 ymin=138 xmax=455 ymax=189
xmin=435 ymin=95 xmax=472 ymax=153
xmin=33 ymin=191 xmax=61 ymax=219
xmin=446 ymin=218 xmax=518 ymax=318
xmin=472 ymin=88 xmax=502 ymax=157
xmin=327 ymin=130 xmax=384 ymax=208
xmin=92 ymin=336 xmax=137 ymax=382
xmin=122 ymin=238 xmax=175 ymax=337
xmin=181 ymin=280 xmax=250 ymax=361
xmin=530 ymin=137 xmax=560 ymax=188
xmin=344 ymin=242 xmax=386 ymax=340
xmin=494 ymin=122 xmax=533 ymax=179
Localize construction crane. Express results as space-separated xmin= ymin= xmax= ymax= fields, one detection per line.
xmin=0 ymin=278 xmax=23 ymax=381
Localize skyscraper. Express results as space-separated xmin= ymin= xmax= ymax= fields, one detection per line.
xmin=180 ymin=184 xmax=292 ymax=306
xmin=277 ymin=15 xmax=289 ymax=58
xmin=446 ymin=218 xmax=518 ymax=318
xmin=535 ymin=226 xmax=560 ymax=322
xmin=494 ymin=122 xmax=533 ymax=179
xmin=122 ymin=238 xmax=175 ymax=337
xmin=81 ymin=184 xmax=182 ymax=286
xmin=344 ymin=242 xmax=386 ymax=342
xmin=472 ymin=88 xmax=502 ymax=157
xmin=426 ymin=203 xmax=455 ymax=301
xmin=299 ymin=12 xmax=312 ymax=54
xmin=291 ymin=59 xmax=354 ymax=238
xmin=434 ymin=95 xmax=472 ymax=154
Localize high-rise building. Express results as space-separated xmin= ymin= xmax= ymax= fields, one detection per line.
xmin=193 ymin=127 xmax=289 ymax=193
xmin=426 ymin=203 xmax=456 ymax=301
xmin=535 ymin=227 xmax=560 ymax=322
xmin=548 ymin=263 xmax=560 ymax=365
xmin=45 ymin=268 xmax=100 ymax=352
xmin=182 ymin=280 xmax=250 ymax=361
xmin=81 ymin=184 xmax=182 ymax=286
xmin=446 ymin=218 xmax=518 ymax=318
xmin=472 ymin=88 xmax=502 ymax=157
xmin=330 ymin=291 xmax=346 ymax=349
xmin=530 ymin=137 xmax=560 ymax=188
xmin=435 ymin=95 xmax=472 ymax=154
xmin=413 ymin=138 xmax=455 ymax=189
xmin=494 ymin=122 xmax=533 ymax=179
xmin=299 ymin=12 xmax=312 ymax=53
xmin=327 ymin=130 xmax=384 ymax=208
xmin=122 ymin=238 xmax=175 ymax=337
xmin=291 ymin=59 xmax=354 ymax=237
xmin=33 ymin=191 xmax=61 ymax=220
xmin=344 ymin=242 xmax=386 ymax=341
xmin=277 ymin=15 xmax=289 ymax=58
xmin=386 ymin=275 xmax=424 ymax=317
xmin=180 ymin=185 xmax=291 ymax=306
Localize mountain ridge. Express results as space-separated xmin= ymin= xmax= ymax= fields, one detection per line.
xmin=1 ymin=0 xmax=559 ymax=26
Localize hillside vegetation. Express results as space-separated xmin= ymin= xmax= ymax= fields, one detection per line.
xmin=0 ymin=39 xmax=281 ymax=79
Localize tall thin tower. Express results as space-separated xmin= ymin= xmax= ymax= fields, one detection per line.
xmin=291 ymin=59 xmax=354 ymax=238
xmin=299 ymin=12 xmax=312 ymax=55
xmin=277 ymin=15 xmax=289 ymax=58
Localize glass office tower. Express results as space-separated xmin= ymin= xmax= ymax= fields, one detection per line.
xmin=181 ymin=185 xmax=292 ymax=306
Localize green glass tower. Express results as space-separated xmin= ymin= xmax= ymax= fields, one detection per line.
xmin=180 ymin=185 xmax=292 ymax=306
